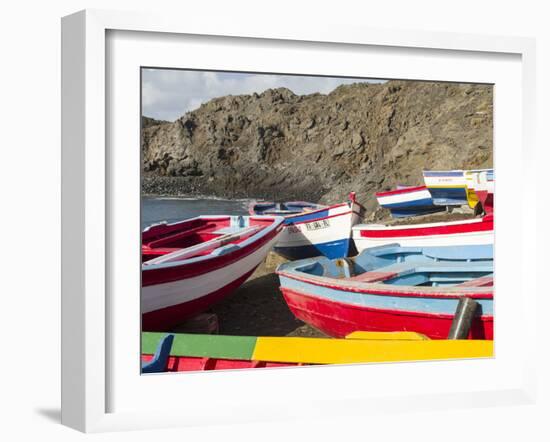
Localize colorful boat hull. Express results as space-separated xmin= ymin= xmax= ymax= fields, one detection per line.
xmin=250 ymin=193 xmax=365 ymax=260
xmin=423 ymin=169 xmax=493 ymax=207
xmin=142 ymin=215 xmax=284 ymax=331
xmin=274 ymin=200 xmax=364 ymax=259
xmin=249 ymin=201 xmax=326 ymax=217
xmin=473 ymin=170 xmax=494 ymax=215
xmin=465 ymin=169 xmax=494 ymax=209
xmin=277 ymin=245 xmax=494 ymax=340
xmin=141 ymin=331 xmax=493 ymax=372
xmin=376 ymin=185 xmax=445 ymax=218
xmin=423 ymin=170 xmax=469 ymax=205
xmin=352 ymin=215 xmax=493 ymax=252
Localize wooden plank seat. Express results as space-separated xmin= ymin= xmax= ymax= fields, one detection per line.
xmin=213 ymin=226 xmax=250 ymax=235
xmin=144 ymin=225 xmax=262 ymax=265
xmin=454 ymin=275 xmax=494 ymax=287
xmin=348 ymin=262 xmax=415 ymax=283
xmin=348 ymin=262 xmax=492 ymax=286
xmin=349 ymin=270 xmax=401 ymax=283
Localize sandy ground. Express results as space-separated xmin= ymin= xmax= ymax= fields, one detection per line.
xmin=210 ymin=252 xmax=327 ymax=337
xmin=172 ymin=251 xmax=327 ymax=338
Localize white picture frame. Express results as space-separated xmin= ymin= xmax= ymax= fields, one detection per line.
xmin=61 ymin=9 xmax=538 ymax=433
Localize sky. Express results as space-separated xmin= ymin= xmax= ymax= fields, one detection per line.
xmin=142 ymin=69 xmax=386 ymax=121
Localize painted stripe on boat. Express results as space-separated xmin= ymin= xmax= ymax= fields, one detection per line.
xmin=357 ymin=218 xmax=493 ymax=238
xmin=252 ymin=336 xmax=493 ymax=364
xmin=423 ymin=171 xmax=465 ymax=177
xmin=353 ymin=231 xmax=494 ymax=251
xmin=142 ymin=234 xmax=280 ymax=313
xmin=379 ymin=197 xmax=435 ymax=209
xmin=278 ymin=278 xmax=493 ymax=315
xmin=277 ymin=270 xmax=493 ymax=299
xmin=142 ymin=218 xmax=283 ymax=285
xmin=282 ymin=202 xmax=348 ymax=221
xmin=353 ymin=217 xmax=488 ymax=232
xmin=376 ymin=185 xmax=428 ymax=197
xmin=142 ymin=332 xmax=257 ymax=360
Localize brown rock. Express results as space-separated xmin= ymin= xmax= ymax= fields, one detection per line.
xmin=141 ymin=80 xmax=493 ymax=209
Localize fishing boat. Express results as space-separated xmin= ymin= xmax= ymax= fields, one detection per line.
xmin=465 ymin=169 xmax=494 ymax=209
xmin=249 ymin=200 xmax=326 ymax=216
xmin=422 ymin=169 xmax=468 ymax=205
xmin=142 ymin=215 xmax=284 ymax=331
xmin=141 ymin=331 xmax=493 ymax=373
xmin=352 ymin=214 xmax=493 ymax=252
xmin=250 ymin=193 xmax=365 ymax=260
xmin=277 ymin=244 xmax=494 ymax=340
xmin=375 ymin=185 xmax=445 ymax=218
xmin=423 ymin=168 xmax=493 ymax=207
xmin=473 ymin=170 xmax=494 ymax=215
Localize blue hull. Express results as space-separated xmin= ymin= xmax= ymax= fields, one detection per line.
xmin=274 ymin=238 xmax=352 ymax=260
xmin=382 ymin=197 xmax=445 ymax=218
xmin=388 ymin=207 xmax=446 ymax=218
xmin=427 ymin=187 xmax=468 ymax=206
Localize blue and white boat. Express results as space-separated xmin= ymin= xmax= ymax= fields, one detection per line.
xmin=250 ymin=193 xmax=366 ymax=260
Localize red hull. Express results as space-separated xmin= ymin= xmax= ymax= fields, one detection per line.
xmin=142 ymin=267 xmax=257 ymax=331
xmin=475 ymin=190 xmax=494 ymax=215
xmin=358 ymin=215 xmax=493 ymax=238
xmin=281 ymin=288 xmax=493 ymax=340
xmin=141 ymin=354 xmax=300 ymax=371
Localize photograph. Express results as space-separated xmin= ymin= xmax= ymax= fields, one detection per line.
xmin=139 ymin=68 xmax=494 ymax=373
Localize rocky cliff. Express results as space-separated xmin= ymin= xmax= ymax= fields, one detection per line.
xmin=141 ymin=80 xmax=492 ymax=212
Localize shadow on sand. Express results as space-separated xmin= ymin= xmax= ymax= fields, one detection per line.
xmin=209 ymin=272 xmax=326 ymax=337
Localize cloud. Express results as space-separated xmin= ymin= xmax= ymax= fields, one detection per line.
xmin=142 ymin=69 xmax=385 ymax=121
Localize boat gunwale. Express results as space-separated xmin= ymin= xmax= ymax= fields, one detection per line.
xmin=351 ymin=215 xmax=492 ymax=234
xmin=375 ymin=185 xmax=429 ymax=198
xmin=276 ymin=266 xmax=494 ymax=299
xmin=248 ymin=200 xmax=326 ymax=216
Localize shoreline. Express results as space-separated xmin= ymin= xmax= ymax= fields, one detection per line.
xmin=142 ymin=193 xmax=254 ymax=202
xmin=141 ymin=174 xmax=325 ymax=205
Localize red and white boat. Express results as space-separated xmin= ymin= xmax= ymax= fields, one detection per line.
xmin=352 ymin=215 xmax=493 ymax=252
xmin=141 ymin=215 xmax=284 ymax=331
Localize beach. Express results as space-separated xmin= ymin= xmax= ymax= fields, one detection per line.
xmin=203 ymin=251 xmax=327 ymax=337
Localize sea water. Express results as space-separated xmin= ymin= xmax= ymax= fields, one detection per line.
xmin=141 ymin=196 xmax=250 ymax=229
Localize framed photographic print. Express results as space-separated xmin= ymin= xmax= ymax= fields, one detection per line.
xmin=61 ymin=9 xmax=537 ymax=433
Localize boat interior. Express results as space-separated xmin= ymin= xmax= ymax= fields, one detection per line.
xmin=254 ymin=202 xmax=322 ymax=216
xmin=286 ymin=245 xmax=494 ymax=288
xmin=142 ymin=216 xmax=271 ymax=264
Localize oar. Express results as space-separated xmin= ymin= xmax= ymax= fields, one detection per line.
xmin=144 ymin=225 xmax=262 ymax=265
